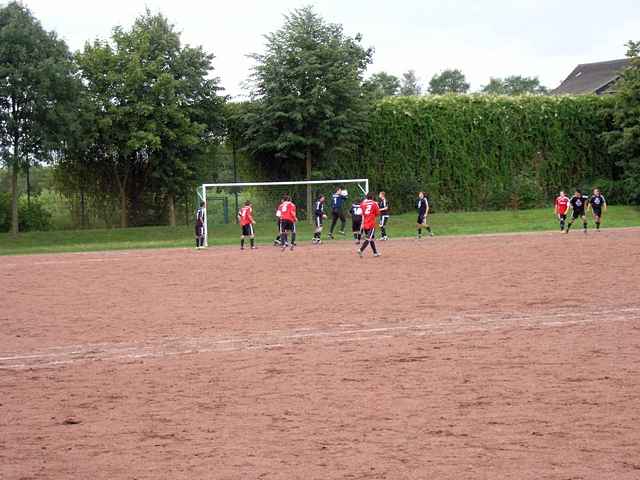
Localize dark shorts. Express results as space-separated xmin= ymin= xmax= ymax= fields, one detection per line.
xmin=572 ymin=210 xmax=585 ymax=220
xmin=241 ymin=224 xmax=254 ymax=236
xmin=558 ymin=213 xmax=567 ymax=220
xmin=362 ymin=228 xmax=375 ymax=240
xmin=280 ymin=220 xmax=294 ymax=232
xmin=417 ymin=214 xmax=427 ymax=224
xmin=195 ymin=224 xmax=204 ymax=237
xmin=380 ymin=215 xmax=390 ymax=227
xmin=592 ymin=209 xmax=602 ymax=218
xmin=352 ymin=218 xmax=362 ymax=232
xmin=315 ymin=215 xmax=324 ymax=227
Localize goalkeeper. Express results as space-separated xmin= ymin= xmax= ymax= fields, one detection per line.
xmin=328 ymin=187 xmax=348 ymax=238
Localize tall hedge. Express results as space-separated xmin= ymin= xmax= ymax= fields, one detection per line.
xmin=333 ymin=95 xmax=617 ymax=211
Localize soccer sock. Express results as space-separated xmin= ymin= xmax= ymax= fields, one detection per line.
xmin=360 ymin=240 xmax=369 ymax=252
xmin=196 ymin=239 xmax=199 ymax=248
xmin=560 ymin=219 xmax=565 ymax=230
xmin=596 ymin=222 xmax=600 ymax=230
xmin=370 ymin=241 xmax=378 ymax=254
xmin=583 ymin=222 xmax=588 ymax=231
xmin=240 ymin=238 xmax=244 ymax=248
xmin=292 ymin=231 xmax=296 ymax=244
xmin=417 ymin=228 xmax=422 ymax=236
xmin=566 ymin=221 xmax=572 ymax=231
xmin=250 ymin=238 xmax=255 ymax=247
xmin=426 ymin=226 xmax=432 ymax=233
xmin=381 ymin=226 xmax=386 ymax=237
xmin=281 ymin=233 xmax=288 ymax=246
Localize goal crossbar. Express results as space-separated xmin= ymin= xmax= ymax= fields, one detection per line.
xmin=198 ymin=178 xmax=369 ymax=247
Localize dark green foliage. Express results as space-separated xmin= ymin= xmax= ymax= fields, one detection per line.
xmin=365 ymin=72 xmax=401 ymax=99
xmin=70 ymin=9 xmax=225 ymax=227
xmin=603 ymin=41 xmax=640 ymax=204
xmin=482 ymin=76 xmax=548 ymax=95
xmin=335 ymin=95 xmax=616 ymax=212
xmin=428 ymin=69 xmax=470 ymax=94
xmin=0 ymin=2 xmax=79 ymax=234
xmin=245 ymin=6 xmax=372 ymax=179
xmin=0 ymin=193 xmax=51 ymax=232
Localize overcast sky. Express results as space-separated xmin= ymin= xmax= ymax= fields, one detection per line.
xmin=21 ymin=0 xmax=640 ymax=97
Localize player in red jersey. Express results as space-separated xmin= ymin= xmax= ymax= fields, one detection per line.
xmin=278 ymin=195 xmax=297 ymax=251
xmin=554 ymin=190 xmax=570 ymax=232
xmin=238 ymin=200 xmax=256 ymax=250
xmin=358 ymin=193 xmax=381 ymax=257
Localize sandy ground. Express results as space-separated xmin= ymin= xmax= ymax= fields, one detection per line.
xmin=1 ymin=229 xmax=639 ymax=479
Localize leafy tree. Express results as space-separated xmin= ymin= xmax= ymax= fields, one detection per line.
xmin=399 ymin=70 xmax=422 ymax=96
xmin=428 ymin=69 xmax=470 ymax=94
xmin=246 ymin=6 xmax=372 ymax=216
xmin=482 ymin=75 xmax=548 ymax=95
xmin=0 ymin=2 xmax=78 ymax=235
xmin=603 ymin=41 xmax=640 ymax=203
xmin=75 ymin=10 xmax=225 ymax=227
xmin=365 ymin=71 xmax=400 ymax=99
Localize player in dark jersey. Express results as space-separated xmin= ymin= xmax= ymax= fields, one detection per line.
xmin=312 ymin=194 xmax=327 ymax=244
xmin=588 ymin=188 xmax=607 ymax=231
xmin=416 ymin=192 xmax=433 ymax=238
xmin=378 ymin=191 xmax=390 ymax=240
xmin=565 ymin=189 xmax=588 ymax=234
xmin=195 ymin=201 xmax=206 ymax=249
xmin=350 ymin=199 xmax=363 ymax=244
xmin=328 ymin=187 xmax=348 ymax=238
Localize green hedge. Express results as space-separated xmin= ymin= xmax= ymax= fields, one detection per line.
xmin=0 ymin=193 xmax=53 ymax=232
xmin=333 ymin=95 xmax=619 ymax=211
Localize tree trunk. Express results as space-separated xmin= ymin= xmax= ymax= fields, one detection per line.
xmin=26 ymin=160 xmax=31 ymax=208
xmin=10 ymin=158 xmax=19 ymax=237
xmin=80 ymin=189 xmax=86 ymax=229
xmin=119 ymin=187 xmax=128 ymax=228
xmin=306 ymin=149 xmax=312 ymax=224
xmin=168 ymin=193 xmax=176 ymax=227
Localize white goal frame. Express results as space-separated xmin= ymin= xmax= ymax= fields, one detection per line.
xmin=197 ymin=178 xmax=369 ymax=247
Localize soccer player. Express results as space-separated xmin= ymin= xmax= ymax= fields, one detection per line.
xmin=588 ymin=188 xmax=607 ymax=231
xmin=350 ymin=198 xmax=363 ymax=244
xmin=238 ymin=200 xmax=256 ymax=250
xmin=565 ymin=189 xmax=589 ymax=234
xmin=195 ymin=201 xmax=206 ymax=249
xmin=554 ymin=190 xmax=570 ymax=232
xmin=358 ymin=193 xmax=381 ymax=258
xmin=416 ymin=192 xmax=433 ymax=238
xmin=273 ymin=196 xmax=284 ymax=246
xmin=312 ymin=194 xmax=327 ymax=244
xmin=328 ymin=187 xmax=348 ymax=238
xmin=278 ymin=195 xmax=297 ymax=251
xmin=378 ymin=191 xmax=390 ymax=240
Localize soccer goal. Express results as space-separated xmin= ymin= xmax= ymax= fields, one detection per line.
xmin=197 ymin=178 xmax=369 ymax=247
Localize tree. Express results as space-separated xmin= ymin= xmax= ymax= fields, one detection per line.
xmin=603 ymin=41 xmax=640 ymax=203
xmin=246 ymin=6 xmax=372 ymax=218
xmin=365 ymin=72 xmax=401 ymax=99
xmin=399 ymin=70 xmax=422 ymax=96
xmin=75 ymin=10 xmax=225 ymax=227
xmin=0 ymin=2 xmax=78 ymax=235
xmin=428 ymin=69 xmax=470 ymax=94
xmin=482 ymin=75 xmax=548 ymax=95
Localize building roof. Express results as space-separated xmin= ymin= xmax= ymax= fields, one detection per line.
xmin=551 ymin=58 xmax=630 ymax=95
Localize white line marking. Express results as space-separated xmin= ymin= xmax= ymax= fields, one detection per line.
xmin=1 ymin=306 xmax=638 ymax=370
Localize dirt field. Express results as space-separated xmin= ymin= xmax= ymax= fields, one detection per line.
xmin=1 ymin=229 xmax=640 ymax=479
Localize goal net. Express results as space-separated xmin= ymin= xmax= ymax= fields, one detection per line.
xmin=197 ymin=179 xmax=369 ymax=247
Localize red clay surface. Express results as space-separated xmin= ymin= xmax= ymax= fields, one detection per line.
xmin=1 ymin=229 xmax=640 ymax=479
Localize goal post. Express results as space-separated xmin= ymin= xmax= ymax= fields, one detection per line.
xmin=197 ymin=178 xmax=369 ymax=247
